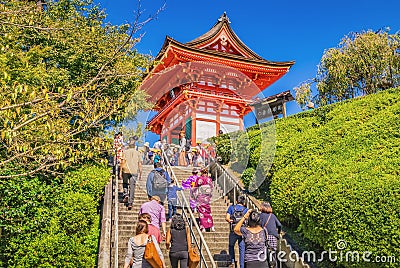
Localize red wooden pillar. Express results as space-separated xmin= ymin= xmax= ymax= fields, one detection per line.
xmin=239 ymin=116 xmax=244 ymax=131
xmin=167 ymin=132 xmax=172 ymax=144
xmin=190 ymin=100 xmax=197 ymax=146
xmin=215 ymin=101 xmax=222 ymax=135
xmin=239 ymin=107 xmax=246 ymax=131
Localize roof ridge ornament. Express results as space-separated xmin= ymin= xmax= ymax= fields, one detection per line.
xmin=218 ymin=12 xmax=231 ymax=24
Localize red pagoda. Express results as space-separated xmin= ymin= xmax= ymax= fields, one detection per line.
xmin=142 ymin=13 xmax=295 ymax=145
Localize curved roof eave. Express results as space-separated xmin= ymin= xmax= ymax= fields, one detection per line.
xmin=156 ymin=37 xmax=295 ymax=68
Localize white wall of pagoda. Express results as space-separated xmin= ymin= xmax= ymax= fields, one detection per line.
xmin=160 ymin=99 xmax=244 ymax=145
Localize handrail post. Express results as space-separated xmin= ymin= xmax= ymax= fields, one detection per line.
xmin=114 ymin=163 xmax=119 ymax=268
xmin=215 ymin=169 xmax=218 ymax=190
xmin=233 ymin=185 xmax=236 ymax=204
xmin=199 ymin=240 xmax=203 ymax=268
xmin=223 ymin=173 xmax=226 ymax=195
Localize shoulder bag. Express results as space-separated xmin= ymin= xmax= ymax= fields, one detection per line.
xmin=187 ymin=227 xmax=200 ymax=268
xmin=144 ymin=235 xmax=163 ymax=268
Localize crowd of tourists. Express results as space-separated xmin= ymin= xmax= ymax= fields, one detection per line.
xmin=121 ymin=164 xmax=214 ymax=267
xmin=115 ymin=133 xmax=282 ymax=268
xmin=141 ymin=137 xmax=216 ymax=168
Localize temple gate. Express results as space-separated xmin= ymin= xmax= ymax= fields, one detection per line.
xmin=141 ymin=13 xmax=295 ymax=145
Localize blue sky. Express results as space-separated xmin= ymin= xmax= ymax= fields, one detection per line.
xmin=97 ymin=0 xmax=400 ymax=144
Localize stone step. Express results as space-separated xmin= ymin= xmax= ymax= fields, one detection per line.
xmin=116 ymin=204 xmax=230 ymax=212
xmin=113 ymin=249 xmax=171 ymax=267
xmin=117 ymin=220 xmax=231 ymax=229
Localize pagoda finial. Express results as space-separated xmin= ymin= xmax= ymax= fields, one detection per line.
xmin=218 ymin=12 xmax=231 ymax=23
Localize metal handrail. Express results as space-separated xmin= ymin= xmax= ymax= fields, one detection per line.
xmin=209 ymin=160 xmax=258 ymax=211
xmin=113 ymin=163 xmax=119 ymax=268
xmin=199 ymin=143 xmax=259 ymax=211
xmin=97 ymin=177 xmax=112 ymax=268
xmin=162 ymin=149 xmax=217 ymax=268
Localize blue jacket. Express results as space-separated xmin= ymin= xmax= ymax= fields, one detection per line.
xmin=167 ymin=185 xmax=182 ymax=200
xmin=146 ymin=168 xmax=171 ymax=196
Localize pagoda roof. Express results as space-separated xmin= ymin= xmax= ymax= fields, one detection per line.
xmin=185 ymin=12 xmax=265 ymax=60
xmin=142 ymin=13 xmax=295 ymax=101
xmin=152 ymin=12 xmax=294 ymax=72
xmin=155 ymin=37 xmax=293 ymax=67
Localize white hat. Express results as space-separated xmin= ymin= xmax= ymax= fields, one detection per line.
xmin=144 ymin=142 xmax=150 ymax=147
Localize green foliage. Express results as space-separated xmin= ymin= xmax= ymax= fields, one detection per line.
xmin=294 ymin=82 xmax=312 ymax=110
xmin=0 ymin=0 xmax=152 ymax=178
xmin=216 ymin=88 xmax=400 ymax=267
xmin=0 ymin=1 xmax=154 ymax=267
xmin=273 ymin=88 xmax=400 ymax=267
xmin=63 ymin=163 xmax=110 ymax=198
xmin=215 ymin=122 xmax=276 ymax=193
xmin=295 ymin=30 xmax=400 ymax=107
xmin=213 ymin=133 xmax=232 ymax=164
xmin=119 ymin=121 xmax=145 ymax=144
xmin=240 ymin=167 xmax=255 ymax=189
xmin=0 ymin=164 xmax=110 ymax=267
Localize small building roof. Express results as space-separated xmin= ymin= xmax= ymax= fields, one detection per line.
xmin=251 ymin=90 xmax=294 ymax=106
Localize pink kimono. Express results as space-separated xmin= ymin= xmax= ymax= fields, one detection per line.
xmin=194 ymin=175 xmax=214 ymax=229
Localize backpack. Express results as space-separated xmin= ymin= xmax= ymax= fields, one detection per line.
xmin=230 ymin=205 xmax=246 ymax=231
xmin=152 ymin=170 xmax=168 ymax=190
xmin=185 ymin=139 xmax=191 ymax=152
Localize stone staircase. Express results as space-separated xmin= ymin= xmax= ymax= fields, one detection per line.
xmin=111 ymin=165 xmax=171 ymax=267
xmin=110 ymin=165 xmax=238 ymax=268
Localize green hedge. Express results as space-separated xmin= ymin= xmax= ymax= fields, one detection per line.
xmin=216 ymin=88 xmax=400 ymax=267
xmin=0 ymin=164 xmax=110 ymax=268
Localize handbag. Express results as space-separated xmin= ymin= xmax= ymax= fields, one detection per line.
xmin=144 ymin=235 xmax=163 ymax=268
xmin=188 ymin=247 xmax=200 ymax=268
xmin=263 ymin=229 xmax=276 ymax=268
xmin=187 ymin=227 xmax=200 ymax=268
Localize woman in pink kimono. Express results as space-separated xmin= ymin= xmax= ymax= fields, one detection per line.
xmin=181 ymin=168 xmax=198 ymax=212
xmin=194 ymin=168 xmax=215 ymax=232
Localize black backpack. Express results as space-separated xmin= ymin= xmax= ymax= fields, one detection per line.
xmin=152 ymin=170 xmax=168 ymax=190
xmin=185 ymin=139 xmax=191 ymax=152
xmin=230 ymin=205 xmax=246 ymax=231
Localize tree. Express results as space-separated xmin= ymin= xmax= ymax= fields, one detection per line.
xmin=0 ymin=0 xmax=156 ymax=178
xmin=295 ymin=30 xmax=400 ymax=107
xmin=293 ymin=82 xmax=312 ymax=110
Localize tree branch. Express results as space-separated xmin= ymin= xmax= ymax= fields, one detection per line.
xmin=0 ymin=145 xmax=45 ymax=167
xmin=0 ymin=162 xmax=58 ymax=179
xmin=10 ymin=89 xmax=84 ymax=132
xmin=0 ymin=97 xmax=45 ymax=111
xmin=12 ymin=110 xmax=51 ymax=131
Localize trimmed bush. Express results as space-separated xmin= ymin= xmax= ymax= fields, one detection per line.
xmin=0 ymin=164 xmax=110 ymax=267
xmin=270 ymin=88 xmax=400 ymax=267
xmin=216 ymin=88 xmax=400 ymax=267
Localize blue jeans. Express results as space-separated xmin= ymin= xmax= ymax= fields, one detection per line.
xmin=122 ymin=173 xmax=137 ymax=205
xmin=168 ymin=202 xmax=177 ymax=220
xmin=229 ymin=231 xmax=245 ymax=268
